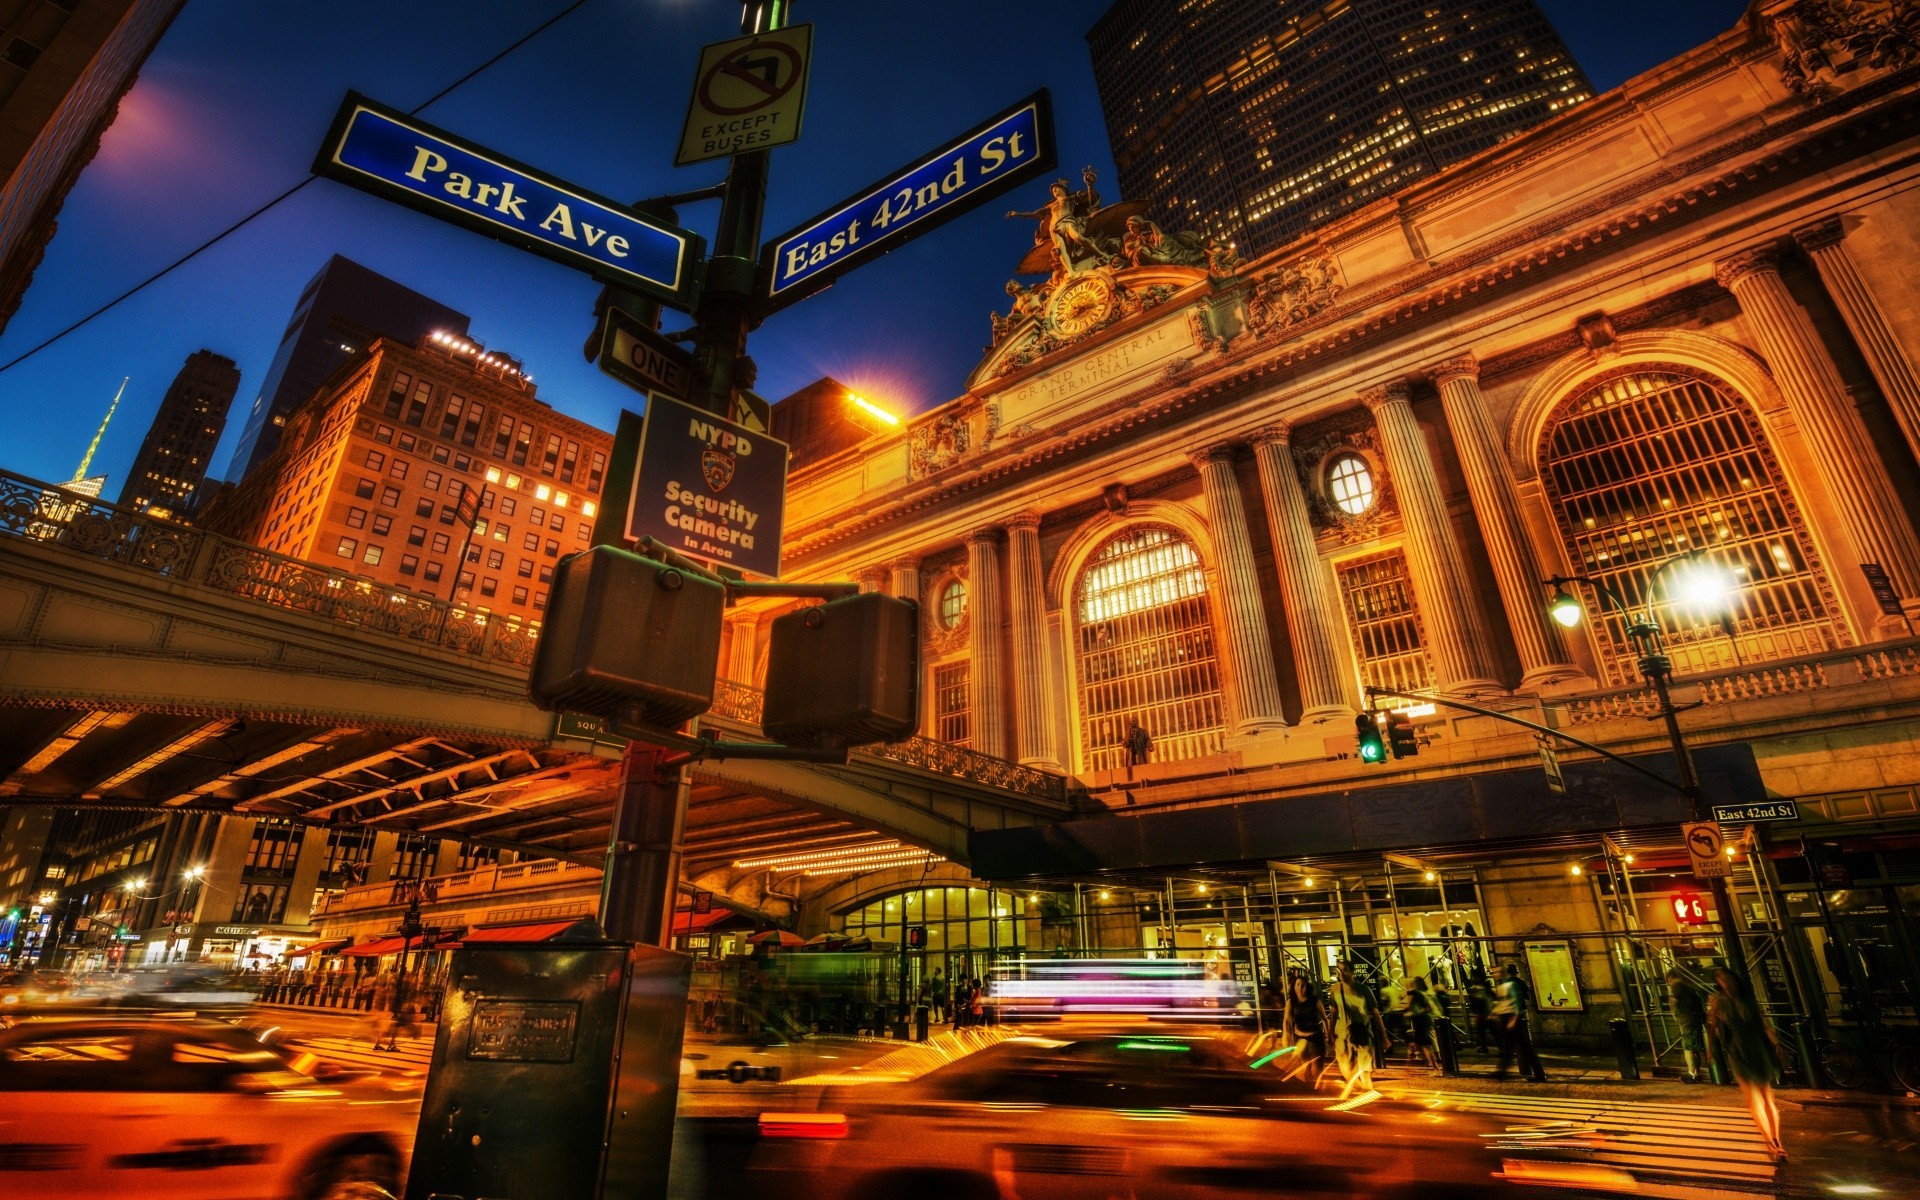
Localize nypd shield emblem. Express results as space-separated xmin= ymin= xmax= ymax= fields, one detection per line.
xmin=702 ymin=446 xmax=736 ymax=492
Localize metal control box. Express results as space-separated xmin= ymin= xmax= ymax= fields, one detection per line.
xmin=404 ymin=939 xmax=691 ymax=1200
xmin=528 ymin=545 xmax=725 ymax=727
xmin=762 ymin=591 xmax=919 ymax=744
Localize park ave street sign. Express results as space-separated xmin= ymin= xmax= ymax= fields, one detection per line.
xmin=678 ymin=24 xmax=813 ymax=166
xmin=315 ymin=93 xmax=705 ymax=310
xmin=759 ymin=89 xmax=1055 ymax=313
xmin=626 ymin=393 xmax=788 ymax=579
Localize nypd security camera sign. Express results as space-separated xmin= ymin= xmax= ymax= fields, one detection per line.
xmin=626 ymin=393 xmax=788 ymax=578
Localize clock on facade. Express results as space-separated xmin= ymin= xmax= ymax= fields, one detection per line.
xmin=1047 ymin=274 xmax=1116 ymax=337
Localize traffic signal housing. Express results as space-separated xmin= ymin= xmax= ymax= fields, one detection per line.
xmin=1384 ymin=709 xmax=1419 ymax=759
xmin=1670 ymin=892 xmax=1709 ymax=926
xmin=763 ymin=592 xmax=920 ymax=746
xmin=528 ymin=545 xmax=725 ymax=728
xmin=1354 ymin=712 xmax=1386 ymax=764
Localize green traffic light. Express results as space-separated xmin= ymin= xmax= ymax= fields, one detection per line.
xmin=1354 ymin=712 xmax=1387 ymax=763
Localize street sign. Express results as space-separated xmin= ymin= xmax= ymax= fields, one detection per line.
xmin=315 ymin=92 xmax=705 ymax=310
xmin=759 ymin=89 xmax=1056 ymax=313
xmin=677 ymin=24 xmax=814 ymax=166
xmin=1711 ymin=799 xmax=1800 ymax=824
xmin=627 ymin=392 xmax=788 ymax=578
xmin=691 ymin=891 xmax=713 ymax=915
xmin=1860 ymin=562 xmax=1904 ymax=616
xmin=1539 ymin=739 xmax=1566 ymax=794
xmin=596 ymin=306 xmax=693 ymax=400
xmin=1683 ymin=819 xmax=1731 ymax=878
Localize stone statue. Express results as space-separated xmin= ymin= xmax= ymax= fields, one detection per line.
xmin=991 ymin=279 xmax=1050 ymax=344
xmin=1007 ymin=166 xmax=1104 ymax=281
xmin=1119 ymin=216 xmax=1210 ymax=268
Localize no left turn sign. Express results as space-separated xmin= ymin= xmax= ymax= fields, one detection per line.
xmin=677 ymin=24 xmax=813 ymax=167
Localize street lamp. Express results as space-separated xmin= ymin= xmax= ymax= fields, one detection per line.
xmin=1543 ymin=552 xmax=1750 ymax=981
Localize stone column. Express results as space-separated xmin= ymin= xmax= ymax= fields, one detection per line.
xmin=1005 ymin=514 xmax=1062 ymax=769
xmin=887 ymin=556 xmax=921 ymax=602
xmin=1363 ymin=382 xmax=1504 ymax=694
xmin=725 ymin=611 xmax=759 ymax=684
xmin=1432 ymin=355 xmax=1584 ymax=691
xmin=1249 ymin=426 xmax=1360 ymax=721
xmin=1795 ymin=218 xmax=1920 ymax=476
xmin=856 ymin=566 xmax=886 ymax=594
xmin=1189 ymin=445 xmax=1289 ymax=733
xmin=1717 ymin=246 xmax=1920 ymax=604
xmin=965 ymin=528 xmax=1011 ymax=760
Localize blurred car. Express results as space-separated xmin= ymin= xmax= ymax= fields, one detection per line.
xmin=751 ymin=1031 xmax=1530 ymax=1200
xmin=0 ymin=1017 xmax=416 ymax=1199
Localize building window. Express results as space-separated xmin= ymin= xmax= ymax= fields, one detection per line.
xmin=371 ymin=514 xmax=392 ymax=536
xmin=365 ymin=450 xmax=385 ymax=471
xmin=345 ymin=506 xmax=368 ymax=529
xmin=517 ymin=559 xmax=534 ymax=578
xmin=403 ymin=380 xmax=432 ymax=427
xmin=335 ymin=537 xmax=357 ymax=558
xmin=1325 ymin=452 xmax=1376 ymax=515
xmin=389 ymin=460 xmax=409 ymax=480
xmin=416 ymin=498 xmax=435 ymax=517
xmin=363 ymin=545 xmax=383 ymax=566
xmin=499 ymin=497 xmax=517 ymax=516
xmin=354 ymin=477 xmax=376 ymax=500
xmin=938 ymin=579 xmax=967 ymax=629
xmin=1336 ymin=548 xmax=1435 ymax=695
xmin=242 ymin=821 xmax=304 ymax=874
xmin=512 ymin=585 xmax=529 ymax=605
xmin=932 ymin=660 xmax=970 ymax=746
xmin=384 ymin=373 xmax=412 ymax=419
xmin=480 ymin=577 xmax=498 ymax=597
xmin=424 ymin=562 xmax=443 ymax=583
xmin=1072 ymin=525 xmax=1225 ymax=772
xmin=839 ymin=888 xmax=1024 ymax=965
xmin=588 ymin=451 xmax=606 ymax=494
xmin=390 ymin=834 xmax=433 ymax=881
xmin=230 ymin=883 xmax=290 ymax=925
xmin=432 ymin=532 xmax=451 ymax=553
xmin=321 ymin=828 xmax=376 ymax=883
xmin=380 ymin=485 xmax=401 ymax=508
xmin=424 ymin=470 xmax=443 ymax=492
xmin=487 ymin=549 xmax=505 ymax=569
xmin=534 ymin=591 xmax=547 ymax=610
xmin=1540 ymin=367 xmax=1843 ymax=683
xmin=374 ymin=424 xmax=394 ymax=444
xmin=407 ymin=525 xmax=426 ymax=547
xmin=455 ymin=843 xmax=502 ymax=872
xmin=400 ymin=554 xmax=420 ymax=576
xmin=439 ymin=395 xmax=466 ymax=440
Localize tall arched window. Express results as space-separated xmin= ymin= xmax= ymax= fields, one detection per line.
xmin=1072 ymin=525 xmax=1226 ymax=771
xmin=1540 ymin=367 xmax=1842 ymax=683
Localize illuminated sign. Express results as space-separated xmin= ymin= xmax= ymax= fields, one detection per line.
xmin=760 ymin=90 xmax=1054 ymax=312
xmin=315 ymin=93 xmax=704 ymax=309
xmin=625 ymin=395 xmax=788 ymax=578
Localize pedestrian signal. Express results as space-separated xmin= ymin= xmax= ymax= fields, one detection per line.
xmin=1355 ymin=712 xmax=1387 ymax=764
xmin=1384 ymin=710 xmax=1419 ymax=758
xmin=1670 ymin=893 xmax=1709 ymax=925
xmin=763 ymin=592 xmax=921 ymax=745
xmin=906 ymin=926 xmax=927 ymax=948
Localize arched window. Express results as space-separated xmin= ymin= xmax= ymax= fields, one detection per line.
xmin=1539 ymin=367 xmax=1842 ymax=683
xmin=1072 ymin=525 xmax=1226 ymax=771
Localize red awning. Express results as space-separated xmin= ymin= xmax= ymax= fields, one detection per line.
xmin=338 ymin=937 xmax=407 ymax=957
xmin=672 ymin=908 xmax=730 ymax=937
xmin=452 ymin=919 xmax=586 ymax=946
xmin=297 ymin=939 xmax=351 ymax=956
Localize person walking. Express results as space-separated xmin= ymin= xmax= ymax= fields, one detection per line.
xmin=1467 ymin=968 xmax=1493 ymax=1053
xmin=1667 ymin=970 xmax=1708 ymax=1083
xmin=1406 ymin=976 xmax=1438 ymax=1070
xmin=928 ymin=969 xmax=947 ymax=1023
xmin=1283 ymin=973 xmax=1329 ymax=1081
xmin=968 ymin=978 xmax=986 ymax=1027
xmin=1329 ymin=961 xmax=1385 ymax=1100
xmin=1492 ymin=963 xmax=1546 ymax=1081
xmin=1707 ymin=967 xmax=1786 ymax=1159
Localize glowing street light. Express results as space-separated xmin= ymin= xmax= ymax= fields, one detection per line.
xmin=1548 ymin=589 xmax=1583 ymax=628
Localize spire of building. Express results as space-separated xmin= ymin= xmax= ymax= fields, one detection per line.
xmin=67 ymin=376 xmax=127 ymax=499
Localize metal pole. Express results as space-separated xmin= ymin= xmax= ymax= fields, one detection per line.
xmin=1241 ymin=885 xmax=1264 ymax=1034
xmin=1646 ymin=663 xmax=1749 ymax=981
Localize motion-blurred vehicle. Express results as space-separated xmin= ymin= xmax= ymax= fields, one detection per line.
xmin=752 ymin=1031 xmax=1527 ymax=1200
xmin=0 ymin=1017 xmax=415 ymax=1199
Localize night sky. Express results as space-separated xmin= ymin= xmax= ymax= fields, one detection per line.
xmin=0 ymin=0 xmax=1749 ymax=492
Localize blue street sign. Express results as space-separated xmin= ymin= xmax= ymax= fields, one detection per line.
xmin=315 ymin=93 xmax=704 ymax=310
xmin=626 ymin=395 xmax=789 ymax=579
xmin=759 ymin=90 xmax=1054 ymax=312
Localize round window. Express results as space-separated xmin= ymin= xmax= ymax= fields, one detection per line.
xmin=1326 ymin=452 xmax=1375 ymax=515
xmin=938 ymin=579 xmax=968 ymax=629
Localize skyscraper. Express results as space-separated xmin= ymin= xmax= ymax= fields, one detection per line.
xmin=117 ymin=349 xmax=240 ymax=518
xmin=1087 ymin=0 xmax=1592 ymax=256
xmin=225 ymin=255 xmax=471 ymax=483
xmin=0 ymin=0 xmax=185 ymax=334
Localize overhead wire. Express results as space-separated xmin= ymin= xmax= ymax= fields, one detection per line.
xmin=0 ymin=0 xmax=595 ymax=378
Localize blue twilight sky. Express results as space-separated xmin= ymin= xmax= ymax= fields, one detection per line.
xmin=0 ymin=0 xmax=1749 ymax=492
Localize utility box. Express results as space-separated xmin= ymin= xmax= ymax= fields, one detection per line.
xmin=763 ymin=591 xmax=919 ymax=745
xmin=403 ymin=939 xmax=692 ymax=1200
xmin=528 ymin=545 xmax=724 ymax=727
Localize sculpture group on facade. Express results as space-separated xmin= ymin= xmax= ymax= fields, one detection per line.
xmin=1771 ymin=0 xmax=1919 ymax=97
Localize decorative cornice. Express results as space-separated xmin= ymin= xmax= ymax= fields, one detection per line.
xmin=1187 ymin=443 xmax=1238 ymax=470
xmin=1358 ymin=382 xmax=1410 ymax=412
xmin=1004 ymin=511 xmax=1043 ymax=533
xmin=964 ymin=527 xmax=1000 ymax=548
xmin=1791 ymin=215 xmax=1846 ymax=252
xmin=1432 ymin=355 xmax=1481 ymax=387
xmin=1713 ymin=245 xmax=1782 ymax=290
xmin=1248 ymin=423 xmax=1292 ymax=449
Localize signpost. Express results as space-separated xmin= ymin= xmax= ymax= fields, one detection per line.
xmin=1538 ymin=736 xmax=1566 ymax=795
xmin=595 ymin=306 xmax=694 ymax=400
xmin=1683 ymin=819 xmax=1731 ymax=879
xmin=316 ymin=94 xmax=705 ymax=311
xmin=760 ymin=89 xmax=1055 ymax=312
xmin=1712 ymin=799 xmax=1800 ymax=824
xmin=677 ymin=24 xmax=814 ymax=166
xmin=625 ymin=393 xmax=788 ymax=579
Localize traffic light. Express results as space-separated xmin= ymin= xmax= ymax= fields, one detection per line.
xmin=528 ymin=545 xmax=725 ymax=728
xmin=1354 ymin=712 xmax=1387 ymax=764
xmin=763 ymin=592 xmax=921 ymax=745
xmin=1384 ymin=710 xmax=1419 ymax=759
xmin=1670 ymin=892 xmax=1709 ymax=926
xmin=906 ymin=926 xmax=927 ymax=949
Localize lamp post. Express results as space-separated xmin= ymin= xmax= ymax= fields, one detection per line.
xmin=1544 ymin=555 xmax=1751 ymax=983
xmin=382 ymin=878 xmax=429 ymax=1053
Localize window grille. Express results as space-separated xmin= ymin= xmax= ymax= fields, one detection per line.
xmin=932 ymin=660 xmax=971 ymax=747
xmin=1336 ymin=548 xmax=1435 ymax=694
xmin=1540 ymin=368 xmax=1842 ymax=683
xmin=1073 ymin=525 xmax=1225 ymax=772
xmin=938 ymin=579 xmax=967 ymax=629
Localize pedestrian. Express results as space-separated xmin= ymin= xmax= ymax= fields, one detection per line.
xmin=1492 ymin=962 xmax=1546 ymax=1081
xmin=968 ymin=977 xmax=986 ymax=1026
xmin=1329 ymin=961 xmax=1385 ymax=1100
xmin=1406 ymin=976 xmax=1438 ymax=1069
xmin=1283 ymin=973 xmax=1329 ymax=1081
xmin=1467 ymin=968 xmax=1493 ymax=1052
xmin=1379 ymin=972 xmax=1408 ymax=1052
xmin=1124 ymin=720 xmax=1152 ymax=774
xmin=929 ymin=969 xmax=947 ymax=1022
xmin=1666 ymin=970 xmax=1708 ymax=1083
xmin=1707 ymin=967 xmax=1785 ymax=1160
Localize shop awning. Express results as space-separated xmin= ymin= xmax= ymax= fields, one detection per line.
xmin=449 ymin=918 xmax=593 ymax=946
xmin=672 ymin=908 xmax=731 ymax=937
xmin=338 ymin=937 xmax=407 ymax=957
xmin=297 ymin=939 xmax=351 ymax=956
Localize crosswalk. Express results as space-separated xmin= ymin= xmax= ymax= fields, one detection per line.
xmin=1401 ymin=1088 xmax=1778 ymax=1194
xmin=290 ymin=1033 xmax=435 ymax=1077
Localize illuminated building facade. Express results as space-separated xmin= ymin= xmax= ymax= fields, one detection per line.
xmin=0 ymin=0 xmax=184 ymax=333
xmin=1087 ymin=0 xmax=1592 ymax=255
xmin=210 ymin=331 xmax=612 ymax=626
xmin=116 ymin=349 xmax=239 ymax=518
xmin=226 ymin=255 xmax=471 ymax=483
